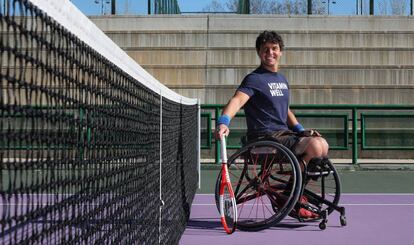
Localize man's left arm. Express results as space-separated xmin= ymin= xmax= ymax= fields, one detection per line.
xmin=287 ymin=108 xmax=301 ymax=130
xmin=288 ymin=108 xmax=321 ymax=136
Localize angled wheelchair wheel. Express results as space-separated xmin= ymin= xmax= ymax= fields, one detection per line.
xmin=301 ymin=158 xmax=341 ymax=217
xmin=215 ymin=141 xmax=302 ymax=231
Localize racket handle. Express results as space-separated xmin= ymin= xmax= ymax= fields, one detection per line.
xmin=220 ymin=136 xmax=227 ymax=163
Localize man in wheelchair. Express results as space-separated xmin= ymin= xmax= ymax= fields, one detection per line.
xmin=215 ymin=31 xmax=332 ymax=220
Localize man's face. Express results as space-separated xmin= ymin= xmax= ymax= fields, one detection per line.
xmin=258 ymin=41 xmax=282 ymax=69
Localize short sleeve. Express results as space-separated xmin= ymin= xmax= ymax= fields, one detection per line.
xmin=237 ymin=74 xmax=257 ymax=97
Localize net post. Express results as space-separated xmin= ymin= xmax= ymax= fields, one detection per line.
xmin=159 ymin=90 xmax=163 ymax=244
xmin=197 ymin=99 xmax=201 ymax=189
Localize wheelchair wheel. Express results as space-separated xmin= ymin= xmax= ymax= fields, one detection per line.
xmin=301 ymin=158 xmax=341 ymax=217
xmin=215 ymin=141 xmax=302 ymax=231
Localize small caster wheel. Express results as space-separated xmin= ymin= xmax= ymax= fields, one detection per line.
xmin=340 ymin=215 xmax=347 ymax=226
xmin=319 ymin=221 xmax=326 ymax=230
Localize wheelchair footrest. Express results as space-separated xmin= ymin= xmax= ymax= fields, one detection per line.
xmin=307 ymin=170 xmax=333 ymax=176
xmin=306 ymin=157 xmax=332 ymax=178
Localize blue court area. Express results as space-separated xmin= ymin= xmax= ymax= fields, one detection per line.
xmin=180 ymin=168 xmax=414 ymax=245
xmin=181 ymin=193 xmax=414 ymax=245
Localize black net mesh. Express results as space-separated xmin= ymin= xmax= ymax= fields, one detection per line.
xmin=160 ymin=99 xmax=198 ymax=244
xmin=0 ymin=0 xmax=198 ymax=244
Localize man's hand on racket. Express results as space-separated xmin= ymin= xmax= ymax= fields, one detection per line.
xmin=215 ymin=124 xmax=230 ymax=140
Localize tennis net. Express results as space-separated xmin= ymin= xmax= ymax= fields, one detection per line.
xmin=0 ymin=0 xmax=199 ymax=244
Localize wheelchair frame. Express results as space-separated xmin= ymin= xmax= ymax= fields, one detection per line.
xmin=214 ymin=139 xmax=347 ymax=231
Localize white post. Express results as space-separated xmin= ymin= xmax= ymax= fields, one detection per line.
xmin=159 ymin=91 xmax=163 ymax=244
xmin=197 ymin=100 xmax=201 ymax=189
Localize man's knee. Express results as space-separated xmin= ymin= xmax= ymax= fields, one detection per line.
xmin=302 ymin=138 xmax=330 ymax=161
xmin=315 ymin=137 xmax=329 ymax=154
xmin=307 ymin=138 xmax=325 ymax=154
xmin=295 ymin=136 xmax=329 ymax=158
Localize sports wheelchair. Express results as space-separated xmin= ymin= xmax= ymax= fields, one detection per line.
xmin=214 ymin=138 xmax=347 ymax=231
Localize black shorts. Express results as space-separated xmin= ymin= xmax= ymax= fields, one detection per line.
xmin=247 ymin=130 xmax=301 ymax=153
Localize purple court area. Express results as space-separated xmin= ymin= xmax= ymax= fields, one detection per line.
xmin=180 ymin=194 xmax=414 ymax=245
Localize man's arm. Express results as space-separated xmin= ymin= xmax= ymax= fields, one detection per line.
xmin=222 ymin=91 xmax=250 ymax=118
xmin=287 ymin=108 xmax=300 ymax=129
xmin=288 ymin=108 xmax=321 ymax=136
xmin=288 ymin=108 xmax=306 ymax=133
xmin=216 ymin=91 xmax=250 ymax=138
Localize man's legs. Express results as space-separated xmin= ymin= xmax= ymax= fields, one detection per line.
xmin=292 ymin=136 xmax=329 ymax=218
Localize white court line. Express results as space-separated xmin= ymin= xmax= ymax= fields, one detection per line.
xmin=341 ymin=204 xmax=414 ymax=206
xmin=4 ymin=193 xmax=413 ymax=196
xmin=341 ymin=193 xmax=414 ymax=196
xmin=196 ymin=193 xmax=414 ymax=196
xmin=190 ymin=203 xmax=414 ymax=206
xmin=190 ymin=193 xmax=414 ymax=206
xmin=0 ymin=204 xmax=120 ymax=206
xmin=3 ymin=203 xmax=414 ymax=206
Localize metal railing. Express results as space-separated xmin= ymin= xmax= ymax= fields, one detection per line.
xmin=201 ymin=104 xmax=414 ymax=165
xmin=70 ymin=0 xmax=414 ymax=16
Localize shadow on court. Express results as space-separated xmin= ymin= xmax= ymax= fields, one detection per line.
xmin=186 ymin=219 xmax=222 ymax=230
xmin=186 ymin=218 xmax=307 ymax=231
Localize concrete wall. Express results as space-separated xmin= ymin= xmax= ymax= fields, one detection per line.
xmin=86 ymin=15 xmax=414 ymax=161
xmin=91 ymin=15 xmax=414 ymax=105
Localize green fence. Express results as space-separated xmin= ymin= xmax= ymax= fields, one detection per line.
xmin=4 ymin=104 xmax=414 ymax=165
xmin=201 ymin=104 xmax=414 ymax=165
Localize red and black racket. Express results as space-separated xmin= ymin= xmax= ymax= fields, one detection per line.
xmin=219 ymin=136 xmax=237 ymax=234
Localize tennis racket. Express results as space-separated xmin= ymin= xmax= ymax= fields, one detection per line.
xmin=219 ymin=136 xmax=237 ymax=234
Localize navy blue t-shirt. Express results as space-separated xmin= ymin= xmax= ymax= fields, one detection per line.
xmin=237 ymin=67 xmax=290 ymax=136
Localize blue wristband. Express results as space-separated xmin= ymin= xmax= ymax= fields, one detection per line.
xmin=217 ymin=114 xmax=231 ymax=127
xmin=292 ymin=123 xmax=305 ymax=133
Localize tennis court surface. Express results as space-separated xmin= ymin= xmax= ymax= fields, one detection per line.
xmin=181 ymin=170 xmax=414 ymax=245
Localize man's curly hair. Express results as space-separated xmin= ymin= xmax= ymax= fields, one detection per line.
xmin=255 ymin=31 xmax=284 ymax=52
